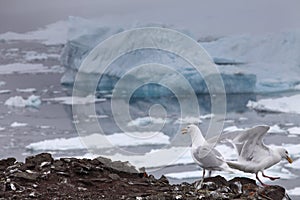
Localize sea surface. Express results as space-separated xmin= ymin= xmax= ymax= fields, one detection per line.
xmin=0 ymin=36 xmax=299 ymax=199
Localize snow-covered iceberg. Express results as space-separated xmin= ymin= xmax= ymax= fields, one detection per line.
xmin=60 ymin=17 xmax=256 ymax=96
xmin=60 ymin=17 xmax=300 ymax=96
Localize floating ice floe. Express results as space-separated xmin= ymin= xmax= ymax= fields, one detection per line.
xmin=44 ymin=95 xmax=106 ymax=105
xmin=285 ymin=158 xmax=300 ymax=170
xmin=287 ymin=187 xmax=300 ymax=196
xmin=0 ymin=90 xmax=11 ymax=94
xmin=287 ymin=127 xmax=300 ymax=135
xmin=223 ymin=126 xmax=245 ymax=132
xmin=247 ymin=94 xmax=300 ymax=114
xmin=0 ymin=81 xmax=6 ymax=87
xmin=26 ymin=132 xmax=170 ymax=151
xmin=10 ymin=122 xmax=28 ymax=127
xmin=0 ymin=63 xmax=64 ymax=74
xmin=128 ymin=117 xmax=170 ymax=127
xmin=269 ymin=125 xmax=287 ymax=134
xmin=24 ymin=51 xmax=60 ymax=62
xmin=5 ymin=95 xmax=41 ymax=108
xmin=0 ymin=20 xmax=67 ymax=45
xmin=174 ymin=117 xmax=202 ymax=124
xmin=200 ymin=113 xmax=215 ymax=120
xmin=0 ymin=127 xmax=5 ymax=131
xmin=16 ymin=88 xmax=37 ymax=93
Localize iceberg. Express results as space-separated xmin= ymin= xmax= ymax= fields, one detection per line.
xmin=60 ymin=17 xmax=300 ymax=96
xmin=5 ymin=95 xmax=41 ymax=108
xmin=60 ymin=17 xmax=257 ymax=96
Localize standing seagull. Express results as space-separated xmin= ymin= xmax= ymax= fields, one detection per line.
xmin=224 ymin=125 xmax=293 ymax=186
xmin=182 ymin=124 xmax=232 ymax=187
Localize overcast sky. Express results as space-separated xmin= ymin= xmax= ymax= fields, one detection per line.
xmin=0 ymin=0 xmax=299 ymax=36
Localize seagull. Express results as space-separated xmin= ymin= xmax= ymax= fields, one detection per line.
xmin=182 ymin=124 xmax=232 ymax=187
xmin=223 ymin=125 xmax=293 ymax=186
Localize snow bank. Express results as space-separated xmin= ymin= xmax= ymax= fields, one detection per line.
xmin=26 ymin=132 xmax=170 ymax=151
xmin=247 ymin=94 xmax=300 ymax=114
xmin=5 ymin=95 xmax=41 ymax=108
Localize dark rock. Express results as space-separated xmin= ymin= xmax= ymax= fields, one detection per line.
xmin=25 ymin=153 xmax=53 ymax=170
xmin=203 ymin=175 xmax=229 ymax=187
xmin=229 ymin=177 xmax=256 ymax=186
xmin=158 ymin=175 xmax=169 ymax=184
xmin=108 ymin=173 xmax=120 ymax=180
xmin=0 ymin=158 xmax=16 ymax=171
xmin=259 ymin=185 xmax=286 ymax=200
xmin=13 ymin=171 xmax=39 ymax=181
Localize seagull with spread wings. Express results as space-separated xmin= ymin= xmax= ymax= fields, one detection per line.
xmin=223 ymin=125 xmax=293 ymax=186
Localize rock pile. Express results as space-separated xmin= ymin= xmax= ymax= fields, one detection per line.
xmin=0 ymin=153 xmax=288 ymax=199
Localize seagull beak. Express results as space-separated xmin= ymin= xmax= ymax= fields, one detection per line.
xmin=181 ymin=128 xmax=188 ymax=134
xmin=286 ymin=156 xmax=293 ymax=164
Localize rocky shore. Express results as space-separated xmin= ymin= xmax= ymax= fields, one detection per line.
xmin=0 ymin=153 xmax=289 ymax=199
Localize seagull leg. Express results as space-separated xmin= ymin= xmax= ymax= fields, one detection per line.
xmin=195 ymin=169 xmax=205 ymax=190
xmin=208 ymin=170 xmax=212 ymax=177
xmin=262 ymin=171 xmax=280 ymax=181
xmin=256 ymin=172 xmax=269 ymax=187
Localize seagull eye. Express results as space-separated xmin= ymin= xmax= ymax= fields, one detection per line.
xmin=285 ymin=151 xmax=288 ymax=154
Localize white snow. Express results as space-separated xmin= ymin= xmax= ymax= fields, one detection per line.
xmin=287 ymin=127 xmax=300 ymax=135
xmin=174 ymin=117 xmax=202 ymax=124
xmin=247 ymin=94 xmax=300 ymax=114
xmin=10 ymin=122 xmax=28 ymax=127
xmin=0 ymin=21 xmax=67 ymax=45
xmin=16 ymin=88 xmax=37 ymax=93
xmin=5 ymin=95 xmax=41 ymax=108
xmin=44 ymin=95 xmax=106 ymax=105
xmin=26 ymin=132 xmax=170 ymax=151
xmin=128 ymin=117 xmax=170 ymax=127
xmin=0 ymin=63 xmax=64 ymax=74
xmin=0 ymin=127 xmax=5 ymax=131
xmin=287 ymin=187 xmax=300 ymax=196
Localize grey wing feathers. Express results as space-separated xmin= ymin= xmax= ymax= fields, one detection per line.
xmin=193 ymin=146 xmax=224 ymax=168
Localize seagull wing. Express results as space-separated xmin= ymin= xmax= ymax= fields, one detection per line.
xmin=238 ymin=126 xmax=270 ymax=162
xmin=192 ymin=145 xmax=225 ymax=169
xmin=206 ymin=125 xmax=270 ymax=156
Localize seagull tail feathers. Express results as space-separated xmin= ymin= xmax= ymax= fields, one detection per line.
xmin=226 ymin=161 xmax=243 ymax=171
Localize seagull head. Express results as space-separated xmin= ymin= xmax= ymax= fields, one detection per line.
xmin=277 ymin=148 xmax=293 ymax=164
xmin=181 ymin=124 xmax=207 ymax=147
xmin=181 ymin=124 xmax=199 ymax=135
